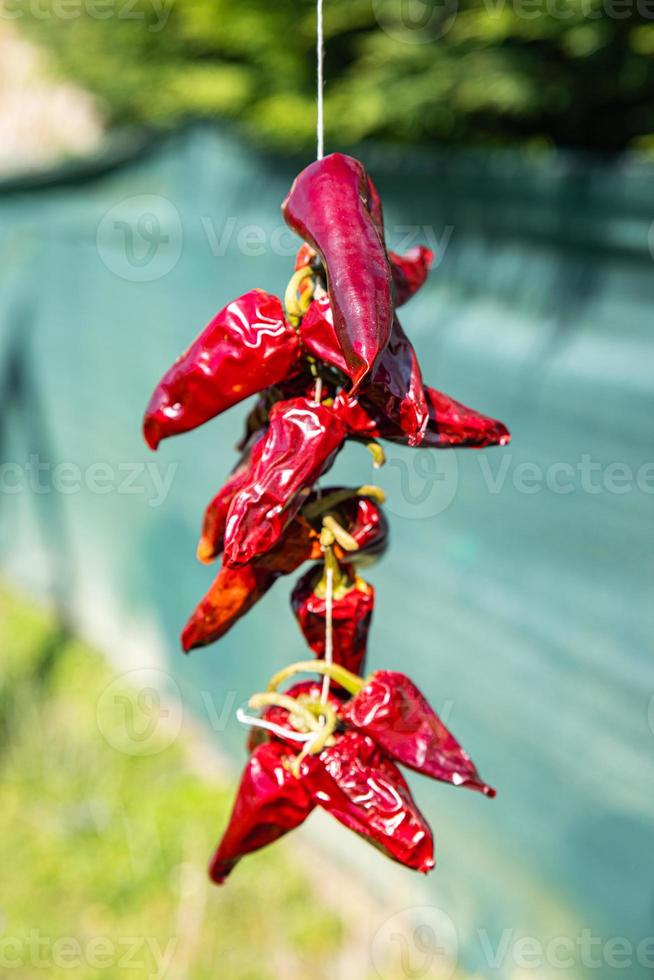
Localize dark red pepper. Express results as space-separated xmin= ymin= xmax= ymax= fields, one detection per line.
xmin=283 ymin=154 xmax=393 ymax=389
xmin=291 ymin=565 xmax=374 ymax=677
xmin=223 ymin=396 xmax=348 ymax=568
xmin=143 ymin=289 xmax=301 ymax=450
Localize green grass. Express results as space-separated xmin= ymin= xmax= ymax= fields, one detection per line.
xmin=0 ymin=591 xmax=363 ymax=979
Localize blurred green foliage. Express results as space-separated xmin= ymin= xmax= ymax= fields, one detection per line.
xmin=13 ymin=0 xmax=654 ymax=151
xmin=0 ymin=590 xmax=387 ymax=980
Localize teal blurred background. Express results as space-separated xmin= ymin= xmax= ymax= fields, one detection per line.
xmin=2 ymin=124 xmax=653 ymax=978
xmin=1 ymin=2 xmax=654 ymax=978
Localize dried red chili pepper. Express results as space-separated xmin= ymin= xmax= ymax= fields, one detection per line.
xmin=210 ymin=689 xmax=434 ymax=883
xmin=183 ymin=518 xmax=321 ymax=652
xmin=291 ymin=565 xmax=374 ymax=677
xmin=143 ymin=289 xmax=301 ymax=450
xmin=223 ymin=396 xmax=348 ymax=568
xmin=342 ymin=670 xmax=495 ymax=796
xmin=186 ymin=491 xmax=387 ymax=652
xmin=209 ymin=740 xmax=315 ymax=885
xmin=298 ymin=301 xmax=428 ymax=445
xmin=283 ymin=153 xmax=393 ymax=389
xmin=301 ymin=731 xmax=434 ymax=873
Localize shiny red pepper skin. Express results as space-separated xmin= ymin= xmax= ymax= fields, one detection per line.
xmin=380 ymin=385 xmax=511 ymax=449
xmin=291 ymin=567 xmax=375 ymax=677
xmin=299 ymin=301 xmax=428 ymax=445
xmin=143 ymin=289 xmax=301 ymax=450
xmin=209 ymin=741 xmax=315 ymax=884
xmin=223 ymin=397 xmax=348 ymax=568
xmin=301 ymin=732 xmax=434 ymax=873
xmin=343 ymin=671 xmax=495 ymax=796
xmin=283 ymin=154 xmax=393 ymax=390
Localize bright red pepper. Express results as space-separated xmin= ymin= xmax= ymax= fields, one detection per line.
xmin=223 ymin=397 xmax=348 ymax=568
xmin=291 ymin=566 xmax=374 ymax=677
xmin=210 ymin=689 xmax=434 ymax=883
xmin=301 ymin=731 xmax=434 ymax=872
xmin=210 ymin=740 xmax=315 ymax=885
xmin=209 ymin=662 xmax=496 ymax=881
xmin=143 ymin=289 xmax=301 ymax=450
xmin=343 ymin=670 xmax=495 ymax=796
xmin=283 ymin=154 xmax=393 ymax=390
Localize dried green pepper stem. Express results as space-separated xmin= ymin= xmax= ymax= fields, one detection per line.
xmin=267 ymin=659 xmax=366 ymax=697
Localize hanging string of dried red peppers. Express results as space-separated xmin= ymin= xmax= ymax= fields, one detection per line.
xmin=143 ymin=152 xmax=510 ymax=881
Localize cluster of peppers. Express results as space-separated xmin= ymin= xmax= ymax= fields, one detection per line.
xmin=143 ymin=153 xmax=510 ymax=882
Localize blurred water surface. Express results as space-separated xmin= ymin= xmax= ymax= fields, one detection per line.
xmin=1 ymin=125 xmax=653 ymax=979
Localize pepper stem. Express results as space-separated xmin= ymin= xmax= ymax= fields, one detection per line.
xmin=284 ymin=266 xmax=314 ymax=319
xmin=248 ymin=692 xmax=321 ymax=733
xmin=267 ymin=659 xmax=366 ymax=697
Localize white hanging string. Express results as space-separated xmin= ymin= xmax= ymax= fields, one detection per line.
xmin=316 ymin=0 xmax=325 ymax=160
xmin=320 ymin=562 xmax=334 ymax=703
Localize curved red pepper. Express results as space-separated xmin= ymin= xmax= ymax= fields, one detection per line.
xmin=223 ymin=397 xmax=348 ymax=568
xmin=209 ymin=741 xmax=314 ymax=884
xmin=343 ymin=670 xmax=495 ymax=796
xmin=301 ymin=732 xmax=434 ymax=874
xmin=182 ymin=518 xmax=321 ymax=652
xmin=182 ymin=563 xmax=275 ymax=653
xmin=291 ymin=567 xmax=375 ymax=677
xmin=389 ymin=246 xmax=434 ymax=306
xmin=283 ymin=154 xmax=393 ymax=390
xmin=143 ymin=289 xmax=301 ymax=450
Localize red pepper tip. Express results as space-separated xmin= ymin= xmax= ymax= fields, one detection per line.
xmin=142 ymin=416 xmax=161 ymax=451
